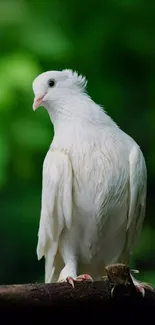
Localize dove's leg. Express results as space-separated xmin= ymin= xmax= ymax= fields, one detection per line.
xmin=57 ymin=259 xmax=77 ymax=287
xmin=57 ymin=260 xmax=93 ymax=287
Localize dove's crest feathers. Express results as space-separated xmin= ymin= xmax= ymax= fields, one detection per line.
xmin=33 ymin=69 xmax=87 ymax=94
xmin=32 ymin=69 xmax=119 ymax=128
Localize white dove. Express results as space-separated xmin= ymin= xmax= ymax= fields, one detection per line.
xmin=32 ymin=69 xmax=150 ymax=296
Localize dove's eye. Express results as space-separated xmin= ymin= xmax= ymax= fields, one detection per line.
xmin=48 ymin=79 xmax=55 ymax=88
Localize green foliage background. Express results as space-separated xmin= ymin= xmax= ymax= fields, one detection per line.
xmin=0 ymin=0 xmax=155 ymax=285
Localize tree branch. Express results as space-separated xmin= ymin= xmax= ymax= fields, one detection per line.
xmin=0 ymin=264 xmax=154 ymax=323
xmin=0 ymin=280 xmax=112 ymax=306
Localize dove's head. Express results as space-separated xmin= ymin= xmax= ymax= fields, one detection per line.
xmin=32 ymin=69 xmax=87 ymax=111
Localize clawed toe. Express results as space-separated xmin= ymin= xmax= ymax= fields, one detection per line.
xmin=135 ymin=284 xmax=145 ymax=297
xmin=57 ymin=276 xmax=75 ymax=287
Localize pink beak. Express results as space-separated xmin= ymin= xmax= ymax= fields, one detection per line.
xmin=33 ymin=94 xmax=45 ymax=111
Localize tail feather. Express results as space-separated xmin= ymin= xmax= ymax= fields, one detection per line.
xmin=45 ymin=243 xmax=58 ymax=283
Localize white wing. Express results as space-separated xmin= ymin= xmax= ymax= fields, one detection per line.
xmin=121 ymin=144 xmax=147 ymax=263
xmin=36 ymin=148 xmax=73 ymax=282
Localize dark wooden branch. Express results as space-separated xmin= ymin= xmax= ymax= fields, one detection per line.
xmin=0 ymin=280 xmax=112 ymax=307
xmin=0 ymin=264 xmax=154 ymax=324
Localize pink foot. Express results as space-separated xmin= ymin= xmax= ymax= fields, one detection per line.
xmin=58 ymin=274 xmax=93 ymax=288
xmin=75 ymin=274 xmax=93 ymax=282
xmin=135 ymin=282 xmax=153 ymax=297
xmin=130 ymin=274 xmax=153 ymax=297
xmin=111 ymin=282 xmax=150 ymax=298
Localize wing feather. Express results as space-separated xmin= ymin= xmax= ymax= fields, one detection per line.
xmin=36 ymin=148 xmax=73 ymax=270
xmin=121 ymin=145 xmax=147 ymax=262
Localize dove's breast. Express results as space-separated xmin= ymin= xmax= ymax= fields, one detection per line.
xmin=58 ymin=128 xmax=134 ymax=273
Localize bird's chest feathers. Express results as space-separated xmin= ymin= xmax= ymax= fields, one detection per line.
xmin=52 ymin=130 xmax=128 ymax=216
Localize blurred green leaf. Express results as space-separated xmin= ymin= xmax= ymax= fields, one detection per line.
xmin=11 ymin=118 xmax=52 ymax=151
xmin=0 ymin=132 xmax=10 ymax=186
xmin=133 ymin=226 xmax=155 ymax=260
xmin=0 ymin=53 xmax=40 ymax=92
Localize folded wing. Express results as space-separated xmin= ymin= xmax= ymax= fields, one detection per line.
xmin=122 ymin=145 xmax=147 ymax=263
xmin=36 ymin=149 xmax=73 ymax=282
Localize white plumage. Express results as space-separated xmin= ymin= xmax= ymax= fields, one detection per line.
xmin=32 ymin=69 xmax=147 ymax=292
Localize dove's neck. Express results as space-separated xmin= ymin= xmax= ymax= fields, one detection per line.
xmin=47 ymin=92 xmax=119 ymax=150
xmin=47 ymin=91 xmax=117 ymax=134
